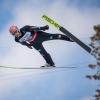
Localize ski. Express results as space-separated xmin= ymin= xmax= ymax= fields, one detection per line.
xmin=42 ymin=15 xmax=91 ymax=54
xmin=0 ymin=65 xmax=76 ymax=69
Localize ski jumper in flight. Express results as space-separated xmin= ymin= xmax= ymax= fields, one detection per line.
xmin=9 ymin=25 xmax=74 ymax=67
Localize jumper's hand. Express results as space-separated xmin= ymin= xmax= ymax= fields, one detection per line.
xmin=41 ymin=25 xmax=49 ymax=31
xmin=44 ymin=25 xmax=49 ymax=30
xmin=27 ymin=45 xmax=33 ymax=49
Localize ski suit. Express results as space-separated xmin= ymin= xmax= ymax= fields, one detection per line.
xmin=15 ymin=25 xmax=73 ymax=66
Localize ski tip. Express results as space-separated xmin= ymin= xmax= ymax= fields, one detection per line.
xmin=0 ymin=65 xmax=77 ymax=69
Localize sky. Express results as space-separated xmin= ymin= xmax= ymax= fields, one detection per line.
xmin=0 ymin=0 xmax=100 ymax=100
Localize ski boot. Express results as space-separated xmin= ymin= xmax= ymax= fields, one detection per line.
xmin=41 ymin=63 xmax=55 ymax=67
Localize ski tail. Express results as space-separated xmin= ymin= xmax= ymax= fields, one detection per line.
xmin=42 ymin=15 xmax=91 ymax=54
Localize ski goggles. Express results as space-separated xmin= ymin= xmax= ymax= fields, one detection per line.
xmin=11 ymin=30 xmax=20 ymax=36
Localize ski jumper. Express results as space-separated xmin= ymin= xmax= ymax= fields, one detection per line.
xmin=15 ymin=25 xmax=73 ymax=66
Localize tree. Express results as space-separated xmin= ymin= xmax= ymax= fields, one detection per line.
xmin=86 ymin=25 xmax=100 ymax=99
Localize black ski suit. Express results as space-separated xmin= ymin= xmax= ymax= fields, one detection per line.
xmin=15 ymin=25 xmax=73 ymax=66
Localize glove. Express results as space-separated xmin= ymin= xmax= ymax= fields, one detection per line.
xmin=40 ymin=25 xmax=49 ymax=31
xmin=27 ymin=45 xmax=33 ymax=49
xmin=44 ymin=25 xmax=49 ymax=30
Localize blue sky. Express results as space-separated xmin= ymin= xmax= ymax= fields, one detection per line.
xmin=65 ymin=0 xmax=100 ymax=8
xmin=0 ymin=0 xmax=100 ymax=100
